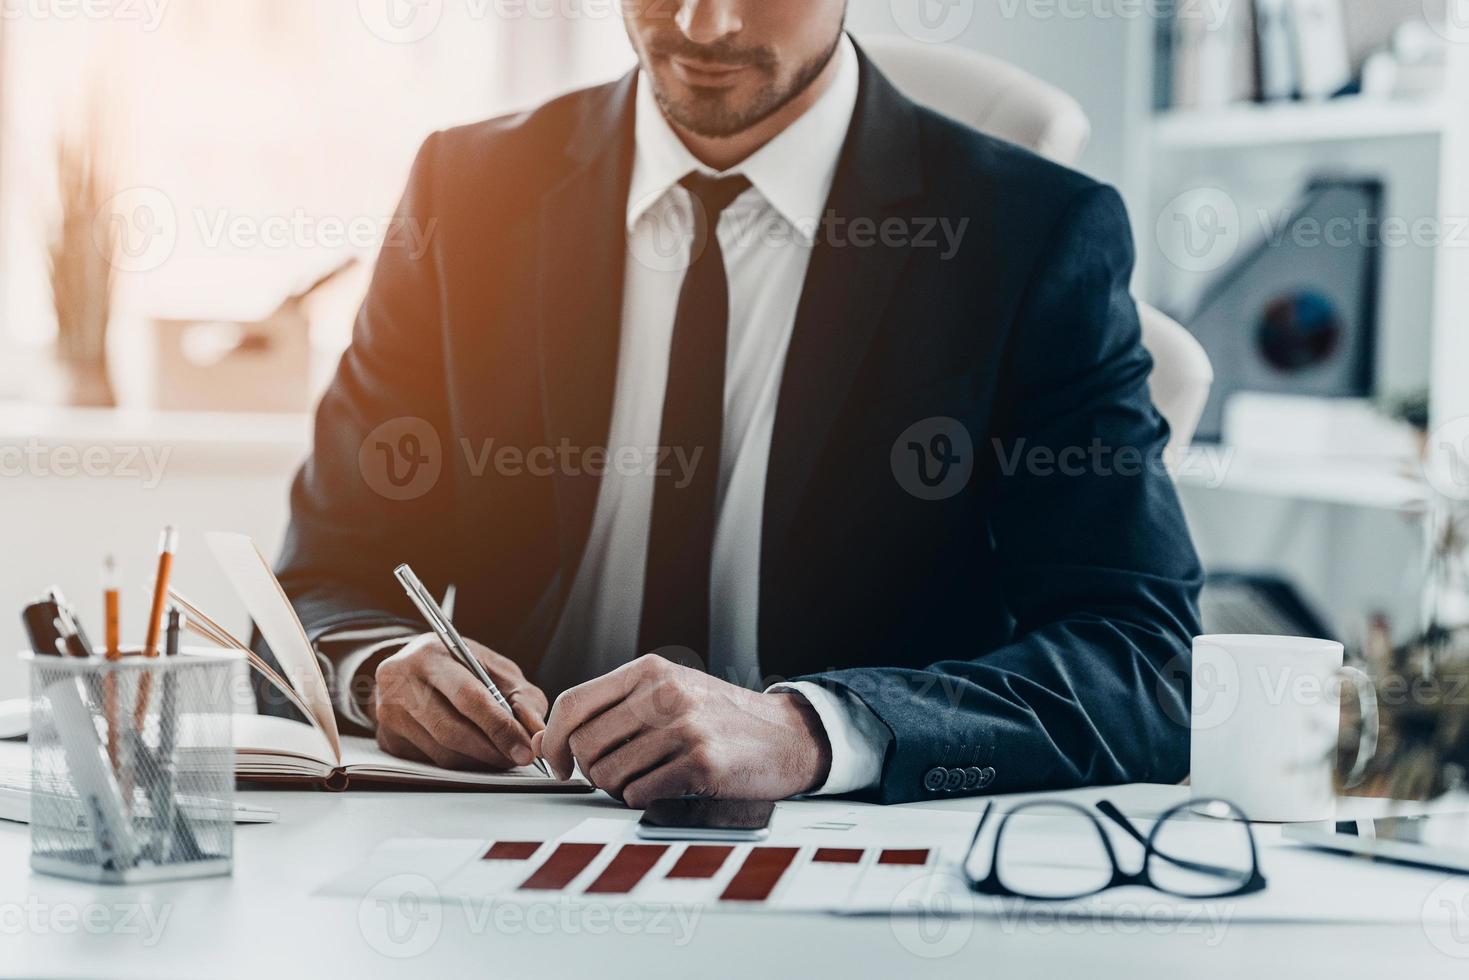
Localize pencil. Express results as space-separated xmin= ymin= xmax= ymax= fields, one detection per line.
xmin=143 ymin=528 xmax=178 ymax=659
xmin=104 ymin=555 xmax=121 ymax=660
xmin=103 ymin=557 xmax=122 ymax=771
xmin=135 ymin=527 xmax=178 ymax=733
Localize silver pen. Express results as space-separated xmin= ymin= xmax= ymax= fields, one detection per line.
xmin=393 ymin=564 xmax=553 ymax=778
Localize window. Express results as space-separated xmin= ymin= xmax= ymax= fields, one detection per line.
xmin=0 ymin=0 xmax=634 ymax=405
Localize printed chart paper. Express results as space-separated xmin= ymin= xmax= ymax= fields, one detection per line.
xmin=320 ymin=809 xmax=983 ymax=915
xmin=318 ymin=806 xmax=1469 ymax=923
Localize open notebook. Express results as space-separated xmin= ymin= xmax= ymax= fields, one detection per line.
xmin=204 ymin=532 xmax=589 ymax=793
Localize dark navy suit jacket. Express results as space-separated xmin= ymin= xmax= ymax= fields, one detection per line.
xmin=270 ymin=47 xmax=1203 ymax=804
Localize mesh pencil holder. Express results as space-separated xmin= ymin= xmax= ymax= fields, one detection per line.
xmin=25 ymin=649 xmax=242 ymax=884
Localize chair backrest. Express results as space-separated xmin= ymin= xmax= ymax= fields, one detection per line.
xmin=860 ymin=35 xmax=1214 ymax=453
xmin=858 ymin=35 xmax=1093 ymax=165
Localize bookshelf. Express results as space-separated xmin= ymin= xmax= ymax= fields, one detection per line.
xmin=1132 ymin=9 xmax=1468 ymax=640
xmin=1152 ymin=97 xmax=1450 ymax=149
xmin=1173 ymin=447 xmax=1428 ymax=511
xmin=1136 ymin=11 xmax=1469 ymax=507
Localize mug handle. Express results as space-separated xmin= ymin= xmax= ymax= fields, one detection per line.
xmin=1336 ymin=665 xmax=1380 ymax=790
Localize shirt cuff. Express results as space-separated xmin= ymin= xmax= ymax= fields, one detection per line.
xmin=316 ymin=628 xmax=418 ymax=731
xmin=766 ymin=681 xmax=890 ymax=796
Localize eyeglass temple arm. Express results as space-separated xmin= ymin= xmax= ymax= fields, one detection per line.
xmin=1095 ymin=800 xmax=1148 ymax=845
xmin=1094 ymin=800 xmax=1251 ymax=881
xmin=959 ymin=804 xmax=996 ymax=882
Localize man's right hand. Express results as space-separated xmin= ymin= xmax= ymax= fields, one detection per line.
xmin=369 ymin=634 xmax=549 ymax=771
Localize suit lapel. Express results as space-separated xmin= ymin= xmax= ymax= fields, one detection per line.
xmin=763 ymin=53 xmax=925 ymax=566
xmin=537 ymin=72 xmax=638 ymax=581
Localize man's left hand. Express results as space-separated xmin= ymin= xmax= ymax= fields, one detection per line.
xmin=532 ymin=655 xmax=833 ymax=807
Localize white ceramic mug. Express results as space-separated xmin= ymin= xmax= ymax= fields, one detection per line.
xmin=1190 ymin=634 xmax=1378 ymax=823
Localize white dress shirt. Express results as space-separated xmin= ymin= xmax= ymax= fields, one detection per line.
xmin=539 ymin=37 xmax=890 ymax=796
xmin=329 ymin=37 xmax=890 ymax=796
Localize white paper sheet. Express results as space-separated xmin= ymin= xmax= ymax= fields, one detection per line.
xmin=318 ymin=803 xmax=1469 ymax=923
xmin=318 ymin=803 xmax=980 ymax=915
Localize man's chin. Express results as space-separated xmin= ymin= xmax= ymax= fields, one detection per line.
xmin=654 ymin=89 xmax=767 ymax=140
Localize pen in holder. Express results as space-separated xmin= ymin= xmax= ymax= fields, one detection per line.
xmin=24 ymin=647 xmax=241 ymax=884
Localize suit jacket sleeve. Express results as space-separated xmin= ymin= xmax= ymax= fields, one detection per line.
xmin=798 ymin=185 xmax=1203 ymax=805
xmin=273 ymin=134 xmax=456 ymax=647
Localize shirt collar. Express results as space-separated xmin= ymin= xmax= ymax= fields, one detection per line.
xmin=626 ymin=34 xmax=859 ymax=240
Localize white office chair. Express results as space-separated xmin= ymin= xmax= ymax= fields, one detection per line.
xmin=862 ymin=36 xmax=1215 ymax=453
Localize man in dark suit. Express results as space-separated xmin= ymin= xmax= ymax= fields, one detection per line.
xmin=273 ymin=0 xmax=1202 ymax=806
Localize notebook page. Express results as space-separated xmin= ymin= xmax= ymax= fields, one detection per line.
xmin=205 ymin=532 xmax=342 ymax=763
xmin=338 ymin=736 xmax=575 ymax=785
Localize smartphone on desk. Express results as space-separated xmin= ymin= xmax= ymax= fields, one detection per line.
xmin=636 ymin=799 xmax=775 ymax=842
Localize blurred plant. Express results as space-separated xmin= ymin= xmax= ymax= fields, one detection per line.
xmin=1342 ymin=457 xmax=1469 ymax=799
xmin=1384 ymin=389 xmax=1431 ymax=435
xmin=48 ymin=106 xmax=116 ymax=408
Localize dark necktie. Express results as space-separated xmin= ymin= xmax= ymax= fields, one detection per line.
xmin=638 ymin=171 xmax=753 ymax=662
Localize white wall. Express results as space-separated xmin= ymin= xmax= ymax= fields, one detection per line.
xmin=1 ymin=411 xmax=304 ymax=700
xmin=847 ymin=0 xmax=1152 ymax=197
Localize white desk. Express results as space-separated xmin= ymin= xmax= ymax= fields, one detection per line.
xmin=2 ymin=784 xmax=1466 ymax=979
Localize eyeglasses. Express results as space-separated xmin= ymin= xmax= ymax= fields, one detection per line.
xmin=961 ymin=797 xmax=1268 ymax=901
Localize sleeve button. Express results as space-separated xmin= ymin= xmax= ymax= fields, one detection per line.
xmin=942 ymin=769 xmax=965 ymax=792
xmin=923 ymin=767 xmax=948 ymax=792
xmin=962 ymin=767 xmax=984 ymax=791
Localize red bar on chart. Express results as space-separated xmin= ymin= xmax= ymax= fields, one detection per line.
xmin=812 ymin=848 xmax=864 ymax=864
xmin=877 ymin=849 xmax=930 ymax=866
xmin=483 ymin=842 xmax=541 ymax=861
xmin=720 ymin=848 xmax=799 ymax=902
xmin=583 ymin=844 xmax=669 ymax=895
xmin=666 ymin=845 xmax=735 ymax=880
xmin=519 ymin=842 xmax=605 ymax=891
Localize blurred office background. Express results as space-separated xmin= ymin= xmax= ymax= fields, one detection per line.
xmin=1 ymin=0 xmax=1466 ymax=698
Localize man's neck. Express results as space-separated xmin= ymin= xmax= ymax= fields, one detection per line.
xmin=671 ymin=45 xmax=845 ymax=173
